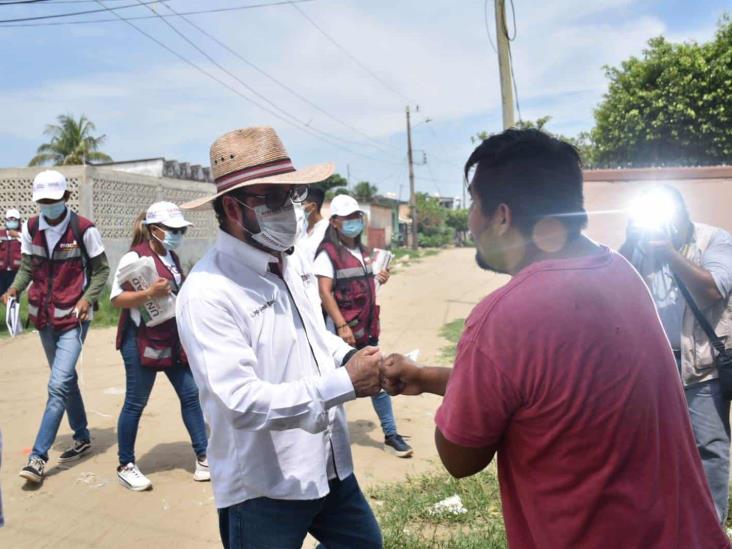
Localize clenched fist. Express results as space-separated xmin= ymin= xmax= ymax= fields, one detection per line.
xmin=345 ymin=346 xmax=383 ymax=398
xmin=381 ymin=353 xmax=425 ymax=396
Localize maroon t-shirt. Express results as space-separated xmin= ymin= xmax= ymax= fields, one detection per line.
xmin=435 ymin=248 xmax=729 ymax=548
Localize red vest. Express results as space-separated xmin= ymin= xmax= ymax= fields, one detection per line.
xmin=320 ymin=242 xmax=380 ymax=347
xmin=115 ymin=240 xmax=187 ymax=369
xmin=0 ymin=229 xmax=21 ymax=271
xmin=27 ymin=212 xmax=94 ymax=332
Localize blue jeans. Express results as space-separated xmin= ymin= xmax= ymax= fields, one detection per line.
xmin=117 ymin=323 xmax=208 ymax=465
xmin=218 ymin=474 xmax=382 ymax=549
xmin=371 ymin=391 xmax=396 ymax=438
xmin=31 ymin=322 xmax=91 ymax=462
xmin=685 ymin=378 xmax=731 ymax=524
xmin=362 ymin=339 xmax=397 ymax=438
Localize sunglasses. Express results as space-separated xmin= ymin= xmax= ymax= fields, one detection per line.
xmin=160 ymin=225 xmax=188 ymax=236
xmin=239 ymin=185 xmax=309 ymax=210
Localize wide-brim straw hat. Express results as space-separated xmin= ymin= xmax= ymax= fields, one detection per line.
xmin=181 ymin=126 xmax=334 ymax=210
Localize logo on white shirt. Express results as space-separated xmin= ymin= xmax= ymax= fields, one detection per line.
xmin=251 ymin=299 xmax=275 ymax=318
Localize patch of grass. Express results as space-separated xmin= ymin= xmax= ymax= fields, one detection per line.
xmin=0 ymin=286 xmax=119 ymax=337
xmin=92 ymin=286 xmax=120 ymax=328
xmin=369 ymin=467 xmax=507 ymax=548
xmin=389 ymin=248 xmax=442 ymax=273
xmin=439 ymin=318 xmax=465 ymax=364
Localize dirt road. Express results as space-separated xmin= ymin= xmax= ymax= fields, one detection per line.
xmin=0 ymin=247 xmax=507 ymax=548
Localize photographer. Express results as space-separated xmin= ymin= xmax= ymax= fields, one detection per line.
xmin=620 ymin=185 xmax=732 ymax=523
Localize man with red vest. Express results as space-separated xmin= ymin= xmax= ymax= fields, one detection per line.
xmin=2 ymin=170 xmax=110 ymax=484
xmin=0 ymin=208 xmax=22 ymax=297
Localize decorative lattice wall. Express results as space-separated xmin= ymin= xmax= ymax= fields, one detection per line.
xmin=88 ymin=167 xmax=216 ymax=241
xmin=157 ymin=185 xmax=216 ymax=240
xmin=90 ymin=174 xmax=159 ymax=239
xmin=0 ymin=169 xmax=81 ymax=221
xmin=0 ymin=167 xmax=217 ymax=280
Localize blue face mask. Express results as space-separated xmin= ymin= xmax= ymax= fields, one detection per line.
xmin=155 ymin=230 xmax=183 ymax=251
xmin=341 ymin=219 xmax=364 ymax=238
xmin=5 ymin=220 xmax=19 ymax=230
xmin=40 ymin=202 xmax=66 ymax=220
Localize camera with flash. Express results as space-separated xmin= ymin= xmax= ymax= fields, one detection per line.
xmin=627 ymin=187 xmax=680 ymax=242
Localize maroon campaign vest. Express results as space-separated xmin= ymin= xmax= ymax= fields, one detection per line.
xmin=115 ymin=240 xmax=187 ymax=369
xmin=26 ymin=212 xmax=94 ymax=332
xmin=320 ymin=241 xmax=380 ymax=347
xmin=0 ymin=229 xmax=21 ymax=271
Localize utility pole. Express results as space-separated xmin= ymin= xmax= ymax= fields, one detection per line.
xmin=495 ymin=0 xmax=514 ymax=129
xmin=346 ymin=164 xmax=351 ymax=188
xmin=406 ymin=105 xmax=418 ymax=250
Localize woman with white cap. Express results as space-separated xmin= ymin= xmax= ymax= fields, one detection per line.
xmin=0 ymin=208 xmax=22 ymax=297
xmin=110 ymin=202 xmax=209 ymax=491
xmin=314 ymin=194 xmax=413 ymax=458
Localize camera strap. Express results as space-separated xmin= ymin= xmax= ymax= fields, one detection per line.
xmin=673 ymin=274 xmax=726 ymax=355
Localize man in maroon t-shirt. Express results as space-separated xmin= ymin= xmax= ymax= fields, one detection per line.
xmin=381 ymin=129 xmax=728 ymax=548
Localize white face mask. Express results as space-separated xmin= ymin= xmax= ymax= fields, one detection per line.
xmin=232 ymin=198 xmax=298 ymax=252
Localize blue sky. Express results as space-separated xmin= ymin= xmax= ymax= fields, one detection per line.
xmin=0 ymin=0 xmax=728 ymax=202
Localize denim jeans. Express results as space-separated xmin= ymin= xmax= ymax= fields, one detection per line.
xmin=684 ymin=378 xmax=731 ymax=524
xmin=117 ymin=322 xmax=208 ymax=465
xmin=361 ymin=338 xmax=397 ymax=438
xmin=371 ymin=391 xmax=397 ymax=438
xmin=218 ymin=474 xmax=382 ymax=549
xmin=31 ymin=321 xmax=91 ymax=462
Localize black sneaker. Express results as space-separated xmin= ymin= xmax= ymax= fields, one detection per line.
xmin=58 ymin=440 xmax=91 ymax=463
xmin=19 ymin=456 xmax=46 ymax=483
xmin=384 ymin=434 xmax=413 ymax=458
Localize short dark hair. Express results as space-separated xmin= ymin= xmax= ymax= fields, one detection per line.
xmin=305 ymin=187 xmax=325 ymax=212
xmin=464 ymin=129 xmax=588 ymax=237
xmin=213 ymin=188 xmax=251 ymax=232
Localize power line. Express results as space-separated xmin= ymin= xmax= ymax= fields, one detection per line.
xmin=0 ymin=1 xmax=51 ymax=5
xmin=506 ymin=0 xmax=517 ymax=41
xmin=500 ymin=0 xmax=521 ymax=121
xmin=162 ymin=1 xmax=398 ymax=159
xmin=507 ymin=42 xmax=522 ymax=122
xmin=289 ymin=1 xmax=412 ymax=104
xmin=134 ymin=0 xmax=393 ymax=161
xmin=0 ymin=0 xmax=314 ymax=24
xmin=0 ymin=0 xmax=167 ymax=22
xmin=90 ymin=0 xmax=395 ymax=164
xmin=483 ymin=0 xmax=497 ymax=54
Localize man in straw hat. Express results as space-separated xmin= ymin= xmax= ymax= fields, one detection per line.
xmin=176 ymin=127 xmax=383 ymax=548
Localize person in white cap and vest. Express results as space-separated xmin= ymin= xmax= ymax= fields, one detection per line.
xmin=0 ymin=208 xmax=22 ymax=296
xmin=110 ymin=202 xmax=209 ymax=491
xmin=176 ymin=127 xmax=383 ymax=549
xmin=315 ymin=194 xmax=413 ymax=458
xmin=2 ymin=170 xmax=110 ymax=484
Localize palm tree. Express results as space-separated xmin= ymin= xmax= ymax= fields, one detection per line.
xmin=29 ymin=114 xmax=112 ymax=166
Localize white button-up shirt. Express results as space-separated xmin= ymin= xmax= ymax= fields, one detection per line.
xmin=176 ymin=231 xmax=356 ymax=509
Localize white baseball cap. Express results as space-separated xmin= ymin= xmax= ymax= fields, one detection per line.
xmin=5 ymin=208 xmax=21 ymax=220
xmin=32 ymin=170 xmax=68 ymax=202
xmin=143 ymin=201 xmax=193 ymax=229
xmin=329 ymin=194 xmax=365 ymax=218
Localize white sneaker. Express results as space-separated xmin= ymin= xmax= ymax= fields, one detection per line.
xmin=193 ymin=457 xmax=210 ymax=482
xmin=117 ymin=463 xmax=152 ymax=491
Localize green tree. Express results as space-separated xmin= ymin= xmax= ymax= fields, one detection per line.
xmin=416 ymin=193 xmax=454 ymax=247
xmin=29 ymin=114 xmax=112 ymax=166
xmin=592 ymin=17 xmax=732 ymax=167
xmin=472 ymin=116 xmax=597 ymax=167
xmin=313 ymin=173 xmax=350 ymax=200
xmin=446 ymin=208 xmax=470 ymax=246
xmin=352 ymin=181 xmax=378 ymax=203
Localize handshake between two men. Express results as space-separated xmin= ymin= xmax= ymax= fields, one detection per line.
xmin=344 ymin=346 xmax=449 ymax=398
